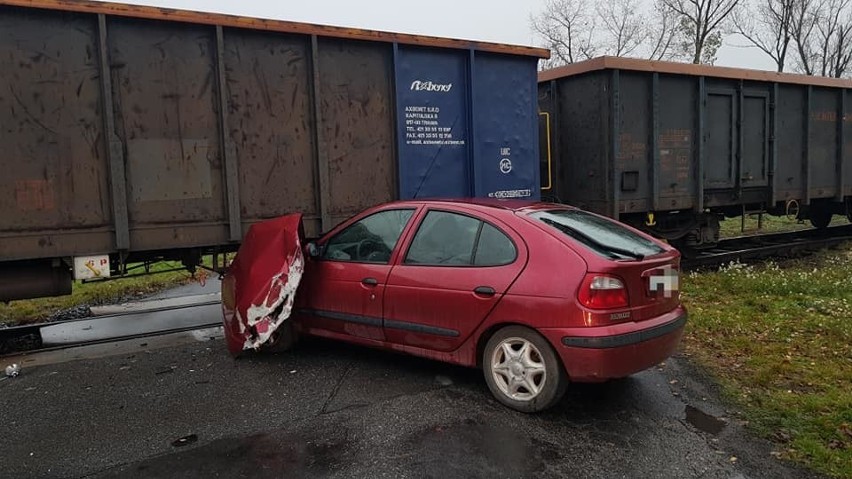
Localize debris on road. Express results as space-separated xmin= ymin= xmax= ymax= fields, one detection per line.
xmin=435 ymin=375 xmax=453 ymax=386
xmin=5 ymin=363 xmax=20 ymax=377
xmin=171 ymin=434 xmax=198 ymax=448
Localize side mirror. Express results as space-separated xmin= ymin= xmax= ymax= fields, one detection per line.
xmin=306 ymin=242 xmax=321 ymax=258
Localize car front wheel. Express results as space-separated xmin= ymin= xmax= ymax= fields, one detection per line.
xmin=483 ymin=326 xmax=567 ymax=413
xmin=258 ymin=321 xmax=298 ymax=354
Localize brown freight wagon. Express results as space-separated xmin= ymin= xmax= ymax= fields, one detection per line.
xmin=0 ymin=0 xmax=547 ymax=301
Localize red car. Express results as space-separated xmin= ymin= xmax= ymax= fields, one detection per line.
xmin=222 ymin=199 xmax=686 ymax=412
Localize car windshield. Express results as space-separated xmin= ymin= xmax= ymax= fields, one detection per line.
xmin=530 ymin=209 xmax=664 ymax=260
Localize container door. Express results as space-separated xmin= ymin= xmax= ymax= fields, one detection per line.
xmin=472 ymin=54 xmax=540 ymax=200
xmin=705 ymin=91 xmax=736 ymax=189
xmin=741 ymin=93 xmax=770 ymax=187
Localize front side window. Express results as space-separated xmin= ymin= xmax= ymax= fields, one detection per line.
xmin=323 ymin=209 xmax=414 ymax=263
xmin=405 ymin=211 xmax=517 ymax=267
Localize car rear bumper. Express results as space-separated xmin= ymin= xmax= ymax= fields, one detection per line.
xmin=539 ymin=307 xmax=687 ymax=382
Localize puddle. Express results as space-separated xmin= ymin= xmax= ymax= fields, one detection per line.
xmin=100 ymin=429 xmax=351 ymax=478
xmin=404 ymin=419 xmax=552 ymax=477
xmin=685 ymin=404 xmax=726 ymax=435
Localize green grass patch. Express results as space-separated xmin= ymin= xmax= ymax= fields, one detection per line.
xmin=0 ymin=260 xmax=213 ymax=326
xmin=719 ymin=214 xmax=848 ymax=238
xmin=682 ymin=245 xmax=852 ymax=478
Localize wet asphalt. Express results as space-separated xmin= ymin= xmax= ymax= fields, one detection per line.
xmin=0 ymin=334 xmax=820 ymax=479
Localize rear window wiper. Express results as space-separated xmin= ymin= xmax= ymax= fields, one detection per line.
xmin=539 ymin=218 xmax=645 ymax=260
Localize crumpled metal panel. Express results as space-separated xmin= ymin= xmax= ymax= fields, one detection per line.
xmin=222 ymin=214 xmax=304 ymax=356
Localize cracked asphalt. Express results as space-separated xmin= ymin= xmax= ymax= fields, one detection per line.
xmin=0 ymin=333 xmax=821 ymax=478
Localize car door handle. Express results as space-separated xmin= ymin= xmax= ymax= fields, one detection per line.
xmin=473 ymin=286 xmax=496 ymax=296
xmin=361 ymin=277 xmax=378 ymax=286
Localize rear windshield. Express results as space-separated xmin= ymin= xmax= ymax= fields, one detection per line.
xmin=530 ymin=209 xmax=665 ymax=260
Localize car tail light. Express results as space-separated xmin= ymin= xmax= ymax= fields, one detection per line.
xmin=578 ymin=274 xmax=629 ymax=309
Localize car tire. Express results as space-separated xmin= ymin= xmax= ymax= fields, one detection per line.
xmin=258 ymin=321 xmax=298 ymax=354
xmin=482 ymin=326 xmax=567 ymax=413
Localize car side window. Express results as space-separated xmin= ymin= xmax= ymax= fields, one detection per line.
xmin=474 ymin=223 xmax=517 ymax=266
xmin=405 ymin=211 xmax=517 ymax=267
xmin=323 ymin=209 xmax=414 ymax=264
xmin=405 ymin=211 xmax=480 ymax=265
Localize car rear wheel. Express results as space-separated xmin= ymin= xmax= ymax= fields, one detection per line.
xmin=482 ymin=326 xmax=567 ymax=413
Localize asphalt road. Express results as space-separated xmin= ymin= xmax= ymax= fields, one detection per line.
xmin=0 ymin=332 xmax=819 ymax=479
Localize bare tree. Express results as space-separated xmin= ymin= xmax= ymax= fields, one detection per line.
xmin=532 ymin=0 xmax=689 ymax=65
xmin=648 ymin=0 xmax=683 ymax=60
xmin=790 ymin=0 xmax=819 ymax=73
xmin=596 ymin=0 xmax=646 ymax=56
xmin=661 ymin=0 xmax=742 ymax=63
xmin=531 ymin=0 xmax=599 ymax=66
xmin=732 ymin=0 xmax=795 ymax=71
xmin=814 ymin=0 xmax=852 ymax=76
xmin=789 ymin=0 xmax=852 ymax=76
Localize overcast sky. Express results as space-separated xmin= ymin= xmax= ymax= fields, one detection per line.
xmin=102 ymin=0 xmax=777 ymax=71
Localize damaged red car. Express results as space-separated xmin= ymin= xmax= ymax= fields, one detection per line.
xmin=222 ymin=200 xmax=687 ymax=413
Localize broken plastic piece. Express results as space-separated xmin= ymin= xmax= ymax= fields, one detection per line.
xmin=222 ymin=214 xmax=305 ymax=356
xmin=5 ymin=363 xmax=20 ymax=377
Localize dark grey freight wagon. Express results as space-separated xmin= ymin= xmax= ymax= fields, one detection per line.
xmin=0 ymin=0 xmax=547 ymax=301
xmin=539 ymin=57 xmax=852 ymax=249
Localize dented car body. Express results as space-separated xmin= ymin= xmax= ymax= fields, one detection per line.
xmin=221 ymin=214 xmax=305 ymax=356
xmin=222 ymin=199 xmax=687 ymax=412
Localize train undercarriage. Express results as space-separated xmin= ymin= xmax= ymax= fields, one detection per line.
xmin=622 ymin=197 xmax=852 ymax=251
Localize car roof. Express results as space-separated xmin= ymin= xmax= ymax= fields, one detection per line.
xmin=384 ymin=198 xmax=575 ymax=213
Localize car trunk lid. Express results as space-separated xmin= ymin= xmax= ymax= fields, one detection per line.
xmin=525 ymin=207 xmax=681 ymax=324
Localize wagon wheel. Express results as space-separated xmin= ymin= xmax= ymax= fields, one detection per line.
xmin=809 ymin=208 xmax=832 ymax=229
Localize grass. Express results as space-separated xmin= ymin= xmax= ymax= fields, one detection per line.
xmin=0 ymin=260 xmax=212 ymax=326
xmin=681 ymin=245 xmax=852 ymax=478
xmin=719 ymin=214 xmax=848 ymax=238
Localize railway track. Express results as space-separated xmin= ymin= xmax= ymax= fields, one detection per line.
xmin=682 ymin=224 xmax=852 ymax=269
xmin=0 ymin=299 xmax=222 ymax=357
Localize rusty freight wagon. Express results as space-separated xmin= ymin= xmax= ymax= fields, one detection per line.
xmin=0 ymin=0 xmax=548 ymax=301
xmin=538 ymin=57 xmax=852 ymax=249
